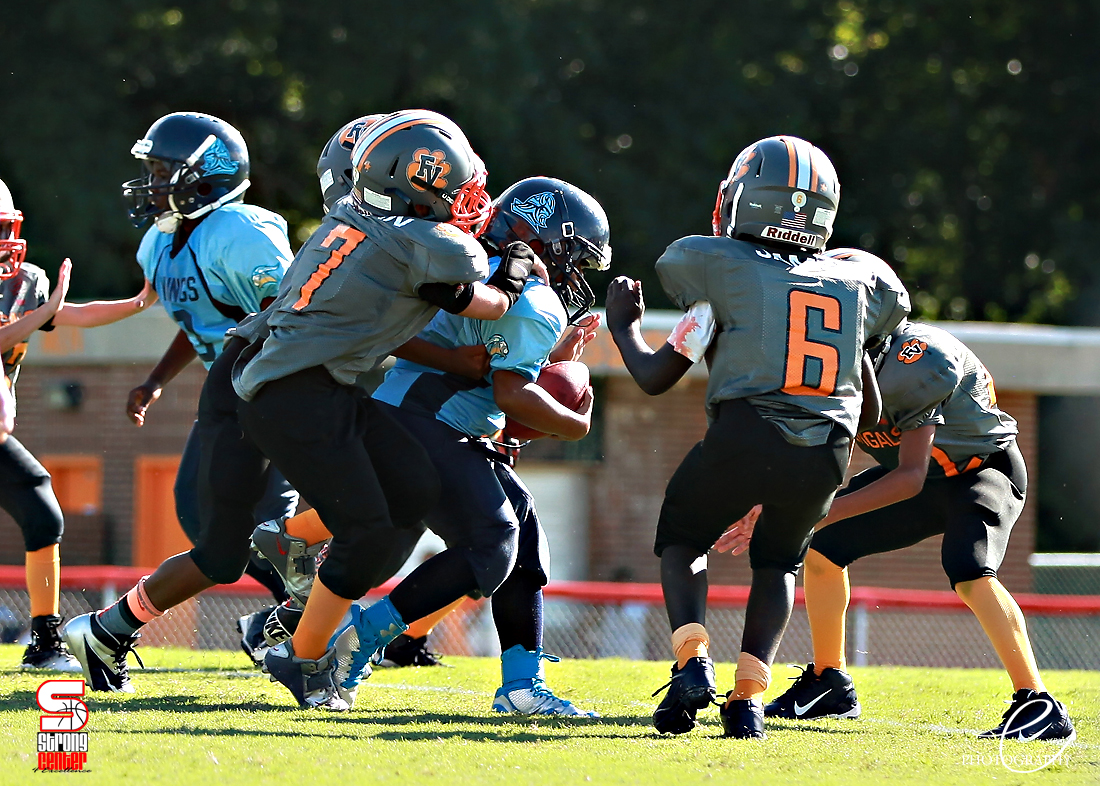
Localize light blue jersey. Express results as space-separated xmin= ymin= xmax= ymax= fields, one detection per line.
xmin=373 ymin=264 xmax=566 ymax=437
xmin=137 ymin=202 xmax=291 ymax=367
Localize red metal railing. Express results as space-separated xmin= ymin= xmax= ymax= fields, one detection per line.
xmin=1 ymin=566 xmax=1098 ymax=616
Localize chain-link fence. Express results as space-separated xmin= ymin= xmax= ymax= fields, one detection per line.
xmin=2 ymin=570 xmax=1099 ymax=671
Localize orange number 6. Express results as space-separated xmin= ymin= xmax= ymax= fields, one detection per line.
xmin=783 ymin=290 xmax=841 ymax=396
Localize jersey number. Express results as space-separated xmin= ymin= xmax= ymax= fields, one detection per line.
xmin=782 ymin=290 xmax=842 ymax=396
xmin=291 ymin=225 xmax=367 ymax=311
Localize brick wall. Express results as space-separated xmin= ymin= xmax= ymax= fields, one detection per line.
xmin=0 ymin=358 xmax=1040 ymax=596
xmin=589 ymin=378 xmax=1037 ymax=593
xmin=0 ymin=363 xmax=205 ymax=565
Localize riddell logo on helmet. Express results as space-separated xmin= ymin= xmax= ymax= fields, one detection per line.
xmin=762 ymin=225 xmax=823 ymax=247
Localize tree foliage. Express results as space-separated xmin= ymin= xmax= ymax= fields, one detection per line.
xmin=1 ymin=0 xmax=1096 ymax=324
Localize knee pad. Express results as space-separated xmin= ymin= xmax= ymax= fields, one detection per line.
xmin=17 ymin=477 xmax=64 ymax=553
xmin=189 ymin=544 xmax=252 ymax=586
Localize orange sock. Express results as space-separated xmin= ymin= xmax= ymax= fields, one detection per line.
xmin=671 ymin=623 xmax=709 ymax=669
xmin=292 ymin=577 xmax=353 ymax=660
xmin=956 ymin=577 xmax=1044 ymax=692
xmin=406 ymin=597 xmax=466 ymax=639
xmin=285 ymin=509 xmax=333 ymax=547
xmin=804 ymin=548 xmax=849 ymax=674
xmin=727 ymin=652 xmax=771 ymax=703
xmin=26 ymin=544 xmax=60 ymax=617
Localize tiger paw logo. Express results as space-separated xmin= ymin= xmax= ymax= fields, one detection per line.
xmin=200 ymin=138 xmax=240 ymax=177
xmin=407 ymin=149 xmax=451 ymax=191
xmin=510 ymin=192 xmax=556 ymax=231
xmin=35 ymin=679 xmax=89 ymax=772
xmin=897 ymin=338 xmax=928 ymax=364
xmin=486 ymin=334 xmax=509 ymax=359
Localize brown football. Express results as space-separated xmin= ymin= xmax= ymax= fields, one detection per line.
xmin=503 ymin=360 xmax=590 ymax=441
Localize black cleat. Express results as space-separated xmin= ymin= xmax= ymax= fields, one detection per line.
xmin=978 ymin=689 xmax=1076 ymax=742
xmin=652 ymin=657 xmax=717 ymax=735
xmin=62 ymin=613 xmax=143 ymax=693
xmin=764 ymin=663 xmax=861 ymax=720
xmin=720 ymin=695 xmax=766 ymax=739
xmin=263 ymin=600 xmax=304 ymax=647
xmin=21 ymin=615 xmax=80 ymax=672
xmin=378 ymin=634 xmax=445 ymax=668
xmin=237 ymin=606 xmax=277 ymax=667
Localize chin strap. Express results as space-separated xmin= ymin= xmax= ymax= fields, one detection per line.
xmin=155 ymin=212 xmax=181 ymax=234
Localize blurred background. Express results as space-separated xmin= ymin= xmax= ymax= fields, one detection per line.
xmin=1 ymin=0 xmax=1098 ymax=551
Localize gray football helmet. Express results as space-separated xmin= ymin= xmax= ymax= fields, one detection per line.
xmin=349 ymin=109 xmax=491 ymax=234
xmin=712 ymin=136 xmax=839 ymax=251
xmin=317 ymin=114 xmax=384 ymax=212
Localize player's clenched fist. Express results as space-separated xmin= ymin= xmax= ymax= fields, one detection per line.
xmin=605 ymin=276 xmax=645 ymax=334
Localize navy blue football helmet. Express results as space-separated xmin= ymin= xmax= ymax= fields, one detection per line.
xmin=481 ymin=177 xmax=611 ymax=324
xmin=122 ymin=112 xmax=250 ymax=229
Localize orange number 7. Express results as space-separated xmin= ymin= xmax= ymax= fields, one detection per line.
xmin=783 ymin=290 xmax=842 ymax=396
xmin=292 ymin=224 xmax=367 ymax=311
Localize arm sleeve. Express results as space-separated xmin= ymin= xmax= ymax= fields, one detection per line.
xmin=412 ymin=232 xmax=489 ymax=291
xmin=207 ymin=214 xmax=293 ymax=312
xmin=878 ymin=348 xmax=960 ymax=432
xmin=666 ymin=302 xmax=716 ymax=364
xmin=486 ymin=308 xmax=564 ymax=383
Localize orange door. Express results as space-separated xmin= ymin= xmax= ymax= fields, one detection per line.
xmin=132 ymin=455 xmax=188 ymax=568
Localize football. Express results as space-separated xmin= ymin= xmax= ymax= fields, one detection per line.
xmin=504 ymin=360 xmax=591 ymax=441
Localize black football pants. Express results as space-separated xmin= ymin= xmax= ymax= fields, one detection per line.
xmin=656 ymin=399 xmax=849 ymax=664
xmin=237 ymin=365 xmax=439 ymax=601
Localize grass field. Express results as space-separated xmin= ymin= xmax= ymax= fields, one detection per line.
xmin=1 ymin=644 xmax=1097 ymax=784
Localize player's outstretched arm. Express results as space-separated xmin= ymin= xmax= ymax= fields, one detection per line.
xmin=494 ymin=368 xmax=592 ymax=441
xmin=126 ymin=329 xmax=197 ymax=427
xmin=818 ymin=424 xmax=935 ymax=528
xmin=605 ymin=276 xmax=692 ymax=396
xmin=0 ymin=258 xmax=71 ymax=353
xmin=52 ymin=278 xmax=157 ymax=328
xmin=392 ymin=336 xmax=490 ymax=380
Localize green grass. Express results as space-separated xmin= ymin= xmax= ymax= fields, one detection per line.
xmin=1 ymin=645 xmax=1097 ymax=784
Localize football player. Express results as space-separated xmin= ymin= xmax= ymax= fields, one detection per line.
xmin=0 ymin=176 xmax=155 ymax=670
xmin=228 ymin=109 xmax=538 ymax=710
xmin=255 ymin=174 xmax=609 ymax=715
xmin=63 ymin=112 xmax=301 ymax=689
xmin=234 ymin=114 xmax=494 ymax=664
xmin=716 ymin=307 xmax=1075 ymax=742
xmin=604 ymin=137 xmax=909 ymax=738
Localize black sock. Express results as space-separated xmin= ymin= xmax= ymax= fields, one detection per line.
xmin=740 ymin=567 xmax=796 ymax=664
xmin=389 ymin=550 xmax=478 ymax=623
xmin=661 ymin=545 xmax=709 ymax=631
xmin=492 ymin=569 xmax=544 ymax=652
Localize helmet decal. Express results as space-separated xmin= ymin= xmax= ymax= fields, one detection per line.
xmin=779 ymin=210 xmax=807 ymax=230
xmin=897 ymin=339 xmax=928 ymax=365
xmin=201 ymin=138 xmax=240 ymax=177
xmin=407 ymin=149 xmax=450 ymax=191
xmin=510 ymin=192 xmax=556 ymax=231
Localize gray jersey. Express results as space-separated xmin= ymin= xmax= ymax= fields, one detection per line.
xmin=855 ymin=321 xmax=1017 ymax=476
xmin=232 ymin=198 xmax=488 ymax=400
xmin=0 ymin=263 xmax=52 ymax=393
xmin=657 ymin=236 xmax=909 ymax=446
